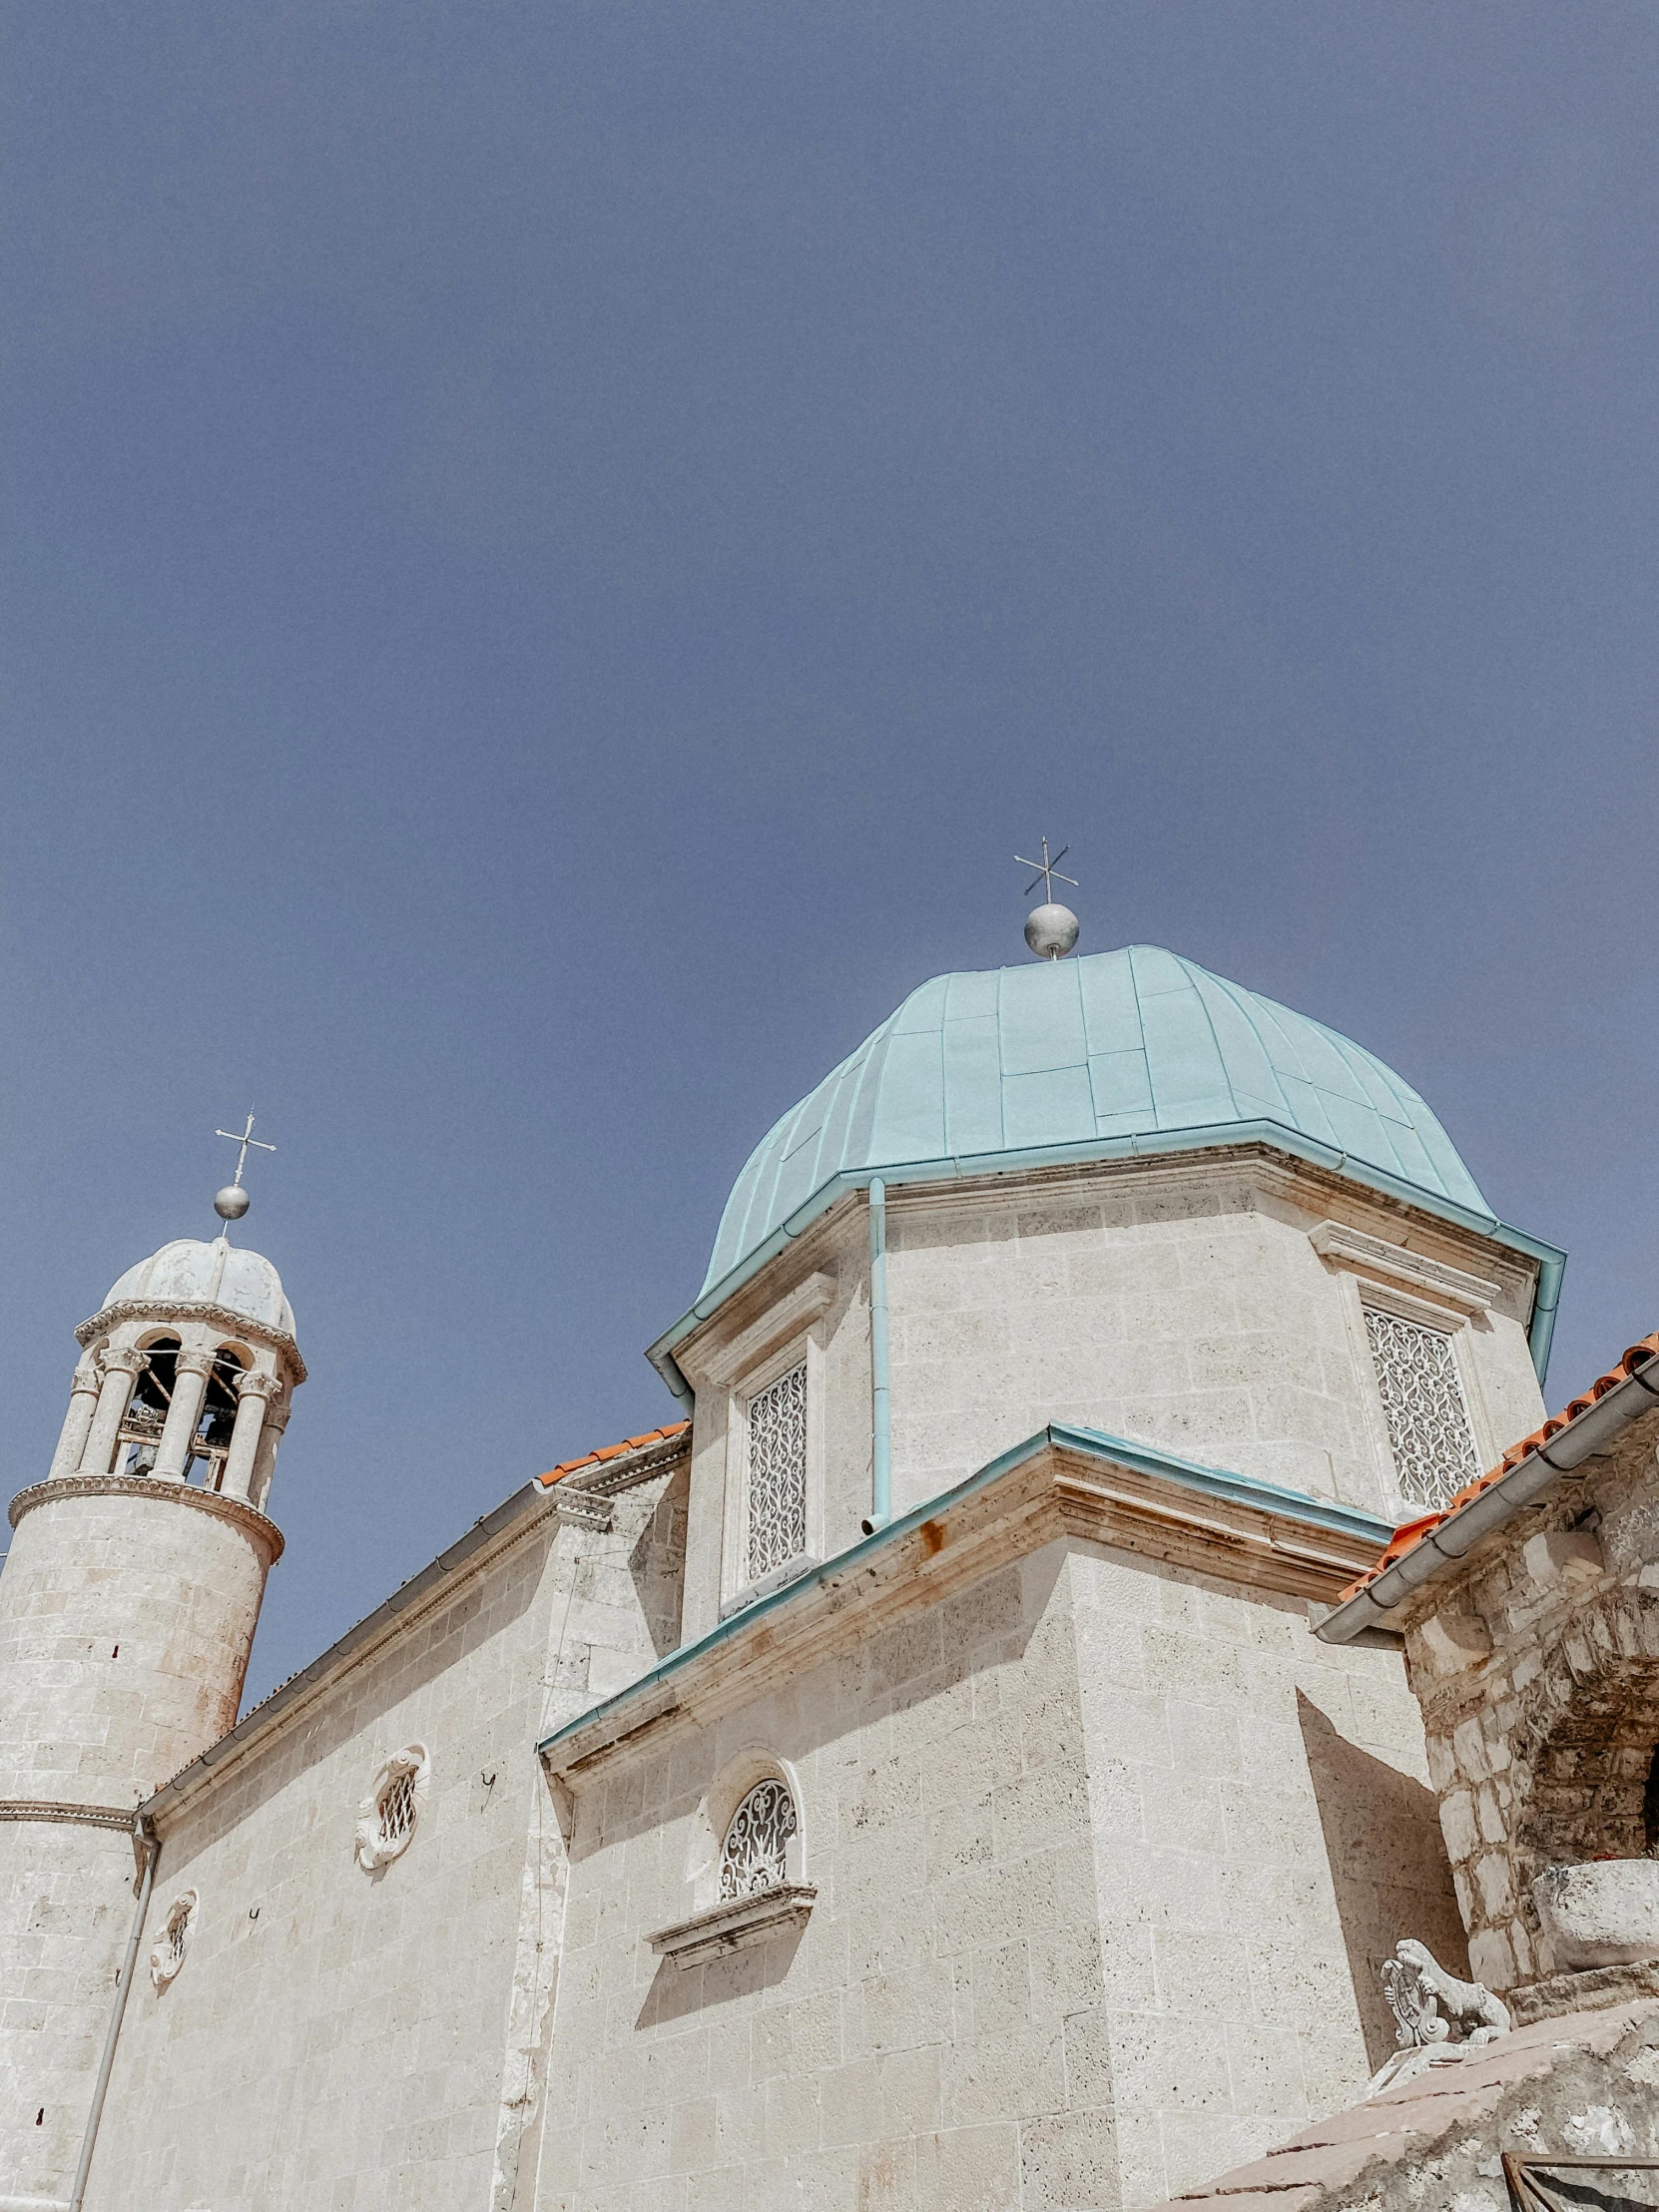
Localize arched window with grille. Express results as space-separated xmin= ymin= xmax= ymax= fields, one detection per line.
xmin=719 ymin=1776 xmax=799 ymax=1900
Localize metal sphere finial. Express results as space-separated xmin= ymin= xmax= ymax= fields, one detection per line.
xmin=1024 ymin=902 xmax=1080 ymax=960
xmin=213 ymin=1110 xmax=276 ymax=1235
xmin=1014 ymin=836 xmax=1081 ymax=960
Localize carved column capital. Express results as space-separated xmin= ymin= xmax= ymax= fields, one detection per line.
xmin=173 ymin=1350 xmax=219 ymax=1382
xmin=264 ymin=1400 xmax=292 ymax=1434
xmin=235 ymin=1370 xmax=283 ymax=1404
xmin=101 ymin=1348 xmax=148 ymax=1378
xmin=70 ymin=1363 xmax=102 ymax=1397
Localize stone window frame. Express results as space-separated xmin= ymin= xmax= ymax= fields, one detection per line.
xmin=354 ymin=1743 xmax=430 ymax=1873
xmin=716 ymin=1293 xmax=831 ymax=1616
xmin=150 ymin=1888 xmax=198 ymax=1990
xmin=688 ymin=1749 xmax=809 ymax=1916
xmin=1315 ymin=1226 xmax=1499 ymax=1516
xmin=720 ymin=1774 xmax=801 ymax=1901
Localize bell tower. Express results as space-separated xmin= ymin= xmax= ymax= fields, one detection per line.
xmin=0 ymin=1217 xmax=301 ymax=2206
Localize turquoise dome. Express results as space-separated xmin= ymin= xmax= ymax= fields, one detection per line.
xmin=703 ymin=944 xmax=1491 ymax=1295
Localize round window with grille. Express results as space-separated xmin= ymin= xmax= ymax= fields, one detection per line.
xmin=354 ymin=1744 xmax=430 ymax=1872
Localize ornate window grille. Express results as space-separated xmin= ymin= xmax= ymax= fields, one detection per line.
xmin=1364 ymin=1306 xmax=1480 ymax=1509
xmin=164 ymin=1901 xmax=190 ymax=1970
xmin=720 ymin=1778 xmax=799 ymax=1899
xmin=746 ymin=1361 xmax=807 ymax=1583
xmin=377 ymin=1766 xmax=418 ymax=1852
xmin=354 ymin=1744 xmax=429 ymax=1872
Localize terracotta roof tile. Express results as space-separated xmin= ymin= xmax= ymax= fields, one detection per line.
xmin=1337 ymin=1331 xmax=1659 ymax=1602
xmin=537 ymin=1421 xmax=690 ymax=1488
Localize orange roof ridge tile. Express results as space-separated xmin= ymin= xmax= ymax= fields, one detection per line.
xmin=1336 ymin=1330 xmax=1659 ymax=1602
xmin=537 ymin=1420 xmax=690 ymax=1488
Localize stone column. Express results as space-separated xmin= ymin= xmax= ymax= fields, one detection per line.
xmin=77 ymin=1350 xmax=145 ymax=1476
xmin=49 ymin=1363 xmax=104 ymax=1479
xmin=222 ymin=1372 xmax=281 ymax=1502
xmin=153 ymin=1351 xmax=216 ymax=1483
xmin=249 ymin=1398 xmax=289 ymax=1514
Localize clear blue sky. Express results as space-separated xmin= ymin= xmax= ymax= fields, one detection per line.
xmin=3 ymin=4 xmax=1654 ymax=1707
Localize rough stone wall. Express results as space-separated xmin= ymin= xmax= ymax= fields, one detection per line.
xmin=1068 ymin=1548 xmax=1464 ymax=2206
xmin=884 ymin=1161 xmax=1542 ymax=1526
xmin=537 ymin=1537 xmax=1457 ymax=2212
xmin=1401 ymin=1402 xmax=1659 ymax=1994
xmin=77 ymin=1461 xmax=687 ymax=2212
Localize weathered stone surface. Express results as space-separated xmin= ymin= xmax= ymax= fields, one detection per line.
xmin=1393 ymin=1399 xmax=1659 ymax=1993
xmin=1137 ymin=1998 xmax=1659 ymax=2211
xmin=1534 ymin=1857 xmax=1659 ymax=1969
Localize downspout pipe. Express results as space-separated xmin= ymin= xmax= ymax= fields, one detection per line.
xmin=1528 ymin=1249 xmax=1565 ymax=1385
xmin=69 ymin=1814 xmax=158 ymax=2212
xmin=862 ymin=1179 xmax=891 ymax=1534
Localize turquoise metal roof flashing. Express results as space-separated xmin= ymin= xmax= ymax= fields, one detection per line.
xmin=658 ymin=947 xmax=1565 ymax=1389
xmin=537 ymin=1421 xmax=1399 ymax=1761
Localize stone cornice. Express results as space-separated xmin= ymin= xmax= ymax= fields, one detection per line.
xmin=1309 ymin=1219 xmax=1500 ymax=1314
xmin=8 ymin=1474 xmax=285 ymax=1565
xmin=540 ymin=1425 xmax=1393 ymax=1782
xmin=0 ymin=1798 xmax=138 ymax=1832
xmin=75 ymin=1300 xmax=305 ymax=1382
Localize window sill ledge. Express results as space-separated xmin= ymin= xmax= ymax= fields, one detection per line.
xmin=647 ymin=1884 xmax=817 ymax=1967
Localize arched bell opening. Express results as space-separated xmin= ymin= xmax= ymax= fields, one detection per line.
xmin=190 ymin=1347 xmax=250 ymax=1491
xmin=115 ymin=1336 xmax=181 ymax=1475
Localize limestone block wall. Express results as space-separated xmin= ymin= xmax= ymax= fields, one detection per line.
xmin=1397 ymin=1403 xmax=1659 ymax=1995
xmin=1068 ymin=1549 xmax=1463 ymax=2205
xmin=0 ymin=1483 xmax=276 ymax=1804
xmin=536 ymin=1537 xmax=1457 ymax=2212
xmin=0 ymin=1819 xmax=137 ymax=2204
xmin=883 ymin=1157 xmax=1543 ymax=1524
xmin=77 ymin=1460 xmax=688 ymax=2212
xmin=672 ymin=1153 xmax=1543 ymax=1641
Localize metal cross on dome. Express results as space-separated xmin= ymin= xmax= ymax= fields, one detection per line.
xmin=1016 ymin=835 xmax=1078 ymax=903
xmin=216 ymin=1111 xmax=276 ymax=1192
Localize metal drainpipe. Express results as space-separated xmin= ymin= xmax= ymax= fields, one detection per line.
xmin=69 ymin=1814 xmax=158 ymax=2212
xmin=862 ymin=1178 xmax=891 ymax=1534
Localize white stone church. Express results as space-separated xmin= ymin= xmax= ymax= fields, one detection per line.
xmin=8 ymin=927 xmax=1659 ymax=2212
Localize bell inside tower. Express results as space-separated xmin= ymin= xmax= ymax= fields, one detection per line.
xmin=115 ymin=1340 xmax=250 ymax=1490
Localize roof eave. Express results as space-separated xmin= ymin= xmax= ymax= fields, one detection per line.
xmin=1316 ymin=1353 xmax=1659 ymax=1644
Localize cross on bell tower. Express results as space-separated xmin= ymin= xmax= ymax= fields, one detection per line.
xmin=214 ymin=1111 xmax=276 ymax=1225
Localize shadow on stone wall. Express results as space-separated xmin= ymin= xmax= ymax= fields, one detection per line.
xmin=1298 ymin=1690 xmax=1468 ymax=2072
xmin=629 ymin=1457 xmax=689 ymax=1660
xmin=635 ymin=1924 xmax=806 ymax=2029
